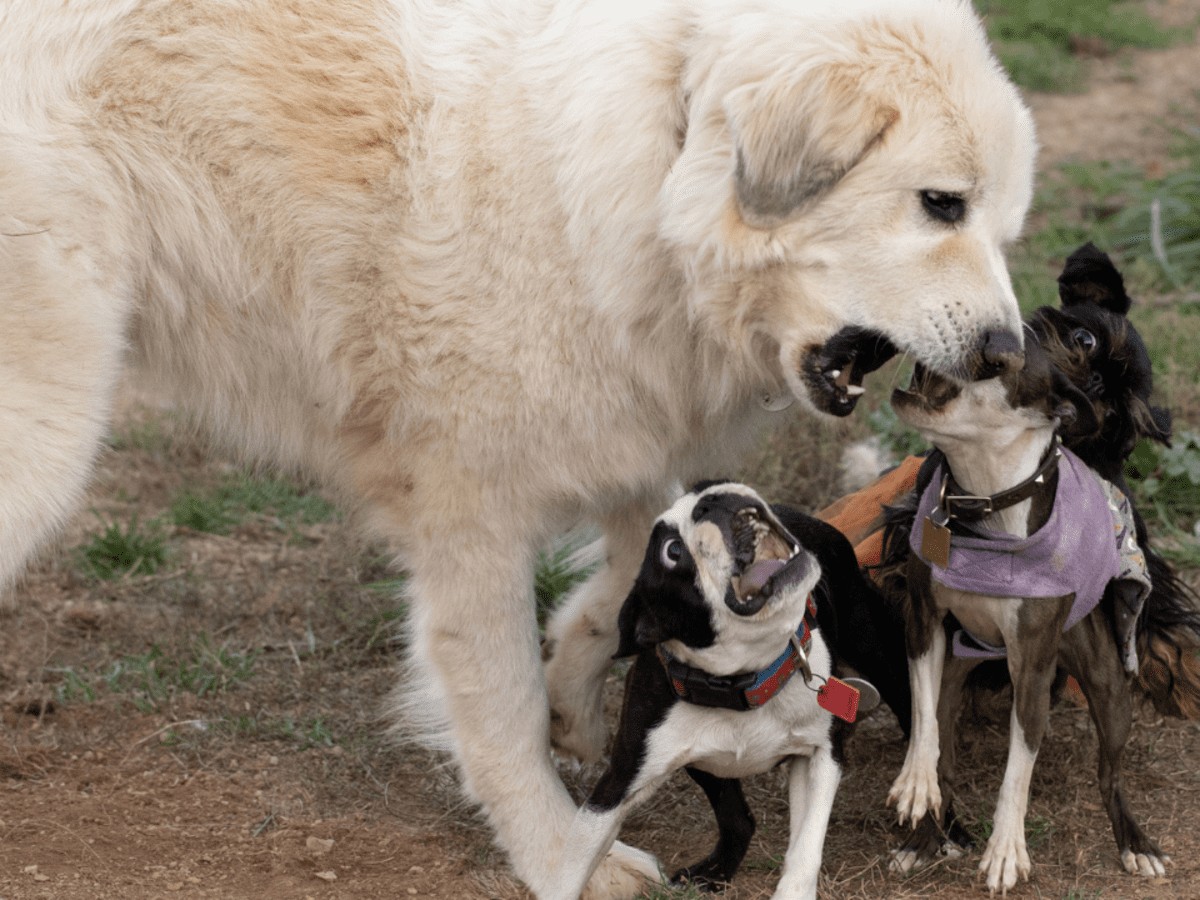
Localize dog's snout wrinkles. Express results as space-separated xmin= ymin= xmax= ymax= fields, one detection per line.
xmin=975 ymin=329 xmax=1024 ymax=380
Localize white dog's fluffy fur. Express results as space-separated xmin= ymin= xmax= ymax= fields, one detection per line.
xmin=0 ymin=0 xmax=1034 ymax=895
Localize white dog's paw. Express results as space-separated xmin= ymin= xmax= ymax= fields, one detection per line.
xmin=1121 ymin=848 xmax=1169 ymax=878
xmin=887 ymin=762 xmax=941 ymax=827
xmin=580 ymin=841 xmax=662 ymax=900
xmin=979 ymin=829 xmax=1030 ymax=894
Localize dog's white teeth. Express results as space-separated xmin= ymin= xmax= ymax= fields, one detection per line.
xmin=845 ymin=384 xmax=865 ymax=397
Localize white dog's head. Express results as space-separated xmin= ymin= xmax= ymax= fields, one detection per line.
xmin=660 ymin=0 xmax=1036 ymax=416
xmin=615 ymin=482 xmax=821 ymax=676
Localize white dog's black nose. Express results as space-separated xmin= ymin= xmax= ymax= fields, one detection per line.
xmin=975 ymin=328 xmax=1024 ymax=379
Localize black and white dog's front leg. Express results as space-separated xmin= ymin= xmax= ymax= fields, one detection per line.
xmin=772 ymin=743 xmax=843 ymax=899
xmin=672 ymin=768 xmax=755 ymax=891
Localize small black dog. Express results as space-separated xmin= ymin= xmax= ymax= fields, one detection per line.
xmin=550 ymin=481 xmax=896 ymax=899
xmin=881 ymin=244 xmax=1200 ymax=891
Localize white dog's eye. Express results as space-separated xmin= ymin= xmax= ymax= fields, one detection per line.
xmin=920 ymin=190 xmax=966 ymax=224
xmin=660 ymin=538 xmax=683 ymax=570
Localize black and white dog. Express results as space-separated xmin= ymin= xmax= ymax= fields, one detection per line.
xmin=883 ymin=246 xmax=1200 ymax=892
xmin=550 ymin=482 xmax=874 ymax=900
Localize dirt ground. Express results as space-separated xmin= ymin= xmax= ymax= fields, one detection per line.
xmin=4 ymin=5 xmax=1200 ymax=899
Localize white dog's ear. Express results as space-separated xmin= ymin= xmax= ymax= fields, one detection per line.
xmin=727 ymin=66 xmax=897 ymax=228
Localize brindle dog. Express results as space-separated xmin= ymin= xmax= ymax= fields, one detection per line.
xmin=881 ymin=245 xmax=1200 ymax=893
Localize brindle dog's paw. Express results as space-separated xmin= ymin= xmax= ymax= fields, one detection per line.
xmin=1120 ymin=846 xmax=1169 ymax=878
xmin=889 ymin=812 xmax=968 ymax=874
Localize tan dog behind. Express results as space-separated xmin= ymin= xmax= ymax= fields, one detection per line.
xmin=0 ymin=1 xmax=1033 ymax=895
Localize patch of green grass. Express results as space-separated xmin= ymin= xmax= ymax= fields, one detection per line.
xmin=51 ymin=668 xmax=97 ymax=705
xmin=535 ymin=536 xmax=598 ymax=625
xmin=103 ymin=638 xmax=258 ymax=712
xmin=1026 ymin=814 xmax=1057 ymax=849
xmin=170 ymin=491 xmax=238 ymax=534
xmin=216 ymin=474 xmax=337 ymax=524
xmin=78 ymin=514 xmax=170 ymax=580
xmin=215 ymin=713 xmax=338 ymax=749
xmin=51 ymin=638 xmax=258 ymax=712
xmin=1107 ymin=132 xmax=1200 ymax=292
xmin=169 ymin=472 xmax=337 ymax=535
xmin=977 ymin=0 xmax=1182 ymax=93
xmin=1127 ymin=430 xmax=1200 ymax=530
xmin=1007 ymin=160 xmax=1140 ymax=313
xmin=971 ymin=814 xmax=1056 ymax=849
xmin=867 ymin=401 xmax=927 ymax=461
xmin=1007 ymin=134 xmax=1200 ymax=314
xmin=107 ymin=417 xmax=174 ymax=454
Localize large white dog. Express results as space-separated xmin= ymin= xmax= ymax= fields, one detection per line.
xmin=0 ymin=0 xmax=1034 ymax=895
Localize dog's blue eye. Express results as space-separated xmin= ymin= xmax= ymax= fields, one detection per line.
xmin=660 ymin=538 xmax=683 ymax=570
xmin=1071 ymin=327 xmax=1097 ymax=353
xmin=920 ymin=190 xmax=966 ymax=224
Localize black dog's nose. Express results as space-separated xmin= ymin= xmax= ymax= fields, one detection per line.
xmin=974 ymin=328 xmax=1024 ymax=379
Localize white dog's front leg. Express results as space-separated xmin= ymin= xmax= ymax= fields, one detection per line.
xmin=402 ymin=520 xmax=658 ymax=899
xmin=888 ymin=628 xmax=946 ymax=826
xmin=773 ymin=746 xmax=842 ymax=899
xmin=549 ymin=805 xmax=626 ymax=900
xmin=545 ymin=498 xmax=666 ymax=763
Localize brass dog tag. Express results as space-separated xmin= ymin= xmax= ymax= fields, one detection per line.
xmin=920 ymin=514 xmax=952 ymax=569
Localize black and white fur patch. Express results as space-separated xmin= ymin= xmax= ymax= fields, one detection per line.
xmin=549 ymin=483 xmax=842 ymax=900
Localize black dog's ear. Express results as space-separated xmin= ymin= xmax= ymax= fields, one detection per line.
xmin=1144 ymin=404 xmax=1173 ymax=447
xmin=1057 ymin=242 xmax=1132 ymax=315
xmin=613 ymin=588 xmax=662 ymax=659
xmin=1051 ymin=368 xmax=1100 ymax=437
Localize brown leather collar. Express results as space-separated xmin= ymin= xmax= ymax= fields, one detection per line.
xmin=939 ymin=440 xmax=1061 ymax=524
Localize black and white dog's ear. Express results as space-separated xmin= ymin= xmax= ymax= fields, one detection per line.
xmin=613 ymin=587 xmax=663 ymax=659
xmin=690 ymin=477 xmax=734 ymax=494
xmin=726 ymin=65 xmax=897 ymax=228
xmin=1057 ymin=242 xmax=1132 ymax=315
xmin=1051 ymin=368 xmax=1100 ymax=437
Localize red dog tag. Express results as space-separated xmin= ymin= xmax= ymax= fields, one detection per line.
xmin=817 ymin=676 xmax=860 ymax=723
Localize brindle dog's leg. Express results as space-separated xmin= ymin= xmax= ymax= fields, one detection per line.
xmin=672 ymin=768 xmax=755 ymax=892
xmin=1059 ymin=603 xmax=1169 ymax=877
xmin=892 ymin=652 xmax=978 ymax=872
xmin=979 ymin=602 xmax=1066 ymax=894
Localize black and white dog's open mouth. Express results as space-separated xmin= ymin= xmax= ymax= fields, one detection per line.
xmin=726 ymin=506 xmax=810 ymax=616
xmin=802 ymin=326 xmax=899 ymax=416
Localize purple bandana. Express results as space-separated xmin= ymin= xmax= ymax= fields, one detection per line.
xmin=910 ymin=447 xmax=1149 ymax=661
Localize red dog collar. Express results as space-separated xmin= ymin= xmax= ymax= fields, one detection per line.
xmin=656 ymin=594 xmax=819 ymax=712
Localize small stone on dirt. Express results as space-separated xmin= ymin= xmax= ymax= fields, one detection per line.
xmin=314 ymin=870 xmax=337 ymax=882
xmin=306 ymin=836 xmax=334 ymax=856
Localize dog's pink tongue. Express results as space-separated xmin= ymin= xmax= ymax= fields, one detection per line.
xmin=741 ymin=559 xmax=786 ymax=594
